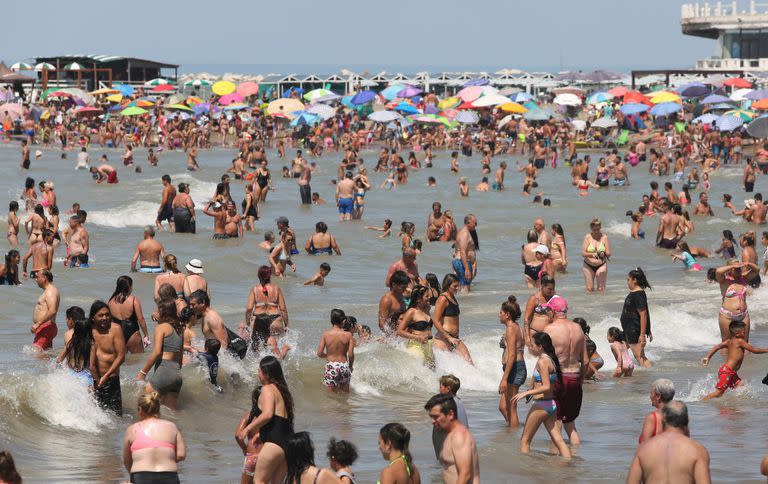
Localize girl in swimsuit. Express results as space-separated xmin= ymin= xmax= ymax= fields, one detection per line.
xmin=246 ymin=266 xmax=289 ymax=357
xmin=627 ymin=211 xmax=645 ymax=240
xmin=714 ymin=230 xmax=737 ymax=260
xmin=607 ymin=327 xmax=635 ymax=378
xmin=511 ymin=332 xmax=571 ymax=458
xmin=432 ymin=274 xmax=472 ymax=363
xmin=284 ymin=432 xmax=339 ymax=484
xmin=327 ymin=438 xmax=358 ymax=484
xmin=108 ymin=276 xmax=150 ymax=354
xmin=236 ymin=387 xmax=265 ymax=484
xmin=638 ymin=378 xmax=675 ymax=444
xmin=498 ymin=295 xmax=526 ymax=427
xmin=576 ymin=173 xmax=598 ymax=196
xmin=377 ymin=423 xmax=420 ymax=484
xmin=398 ymin=285 xmax=436 ymax=370
xmin=56 ymin=318 xmax=93 ymax=385
xmin=581 ymin=218 xmax=610 ymax=292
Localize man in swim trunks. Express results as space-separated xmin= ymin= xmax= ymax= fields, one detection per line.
xmin=744 ymin=158 xmax=756 ymax=193
xmin=336 ymin=171 xmax=356 ymax=221
xmin=316 ymin=308 xmax=354 ymax=392
xmin=67 ymin=215 xmax=90 ymax=268
xmin=31 ymin=270 xmax=60 ymax=351
xmin=203 ymin=200 xmax=230 ymax=239
xmin=90 ymin=164 xmax=118 ymax=184
xmin=188 ymin=290 xmax=245 ymax=359
xmin=533 ymin=140 xmax=546 ymax=169
xmin=424 ymin=393 xmax=480 ymax=483
xmin=655 ymin=202 xmax=679 ymax=249
xmin=612 ymin=157 xmax=629 ymax=186
xmin=543 ymin=296 xmax=588 ymax=445
xmin=453 ymin=215 xmax=477 ymax=293
xmin=22 ymin=229 xmax=54 ymax=279
xmin=156 ymin=175 xmax=176 ymax=231
xmin=130 ymin=226 xmax=165 ymax=273
xmin=298 ymin=155 xmax=312 ymax=205
xmin=91 ymin=303 xmax=126 ymax=416
xmin=427 ymin=202 xmax=446 ymax=242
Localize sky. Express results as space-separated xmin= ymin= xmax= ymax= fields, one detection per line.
xmin=4 ymin=0 xmax=715 ymax=75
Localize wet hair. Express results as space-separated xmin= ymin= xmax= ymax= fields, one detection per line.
xmin=551 ymin=223 xmax=564 ymax=237
xmin=62 ymin=319 xmax=92 ymax=372
xmin=189 ymin=289 xmax=210 ymax=307
xmin=264 ymin=231 xmax=275 ymax=242
xmin=109 ymin=275 xmax=133 ymax=304
xmin=543 ymin=198 xmax=552 ymax=207
xmin=327 ymin=438 xmax=358 ymax=467
xmin=706 ymin=267 xmax=717 ymax=282
xmin=608 ymin=326 xmax=626 ymax=343
xmin=204 ymin=338 xmax=221 ymax=355
xmin=651 ymin=378 xmax=675 ymax=403
xmin=424 ymin=392 xmax=457 ymax=417
xmin=540 ymin=275 xmax=556 ymax=289
xmin=441 ymin=273 xmax=459 ymax=292
xmin=157 ymin=283 xmax=177 ymax=303
xmin=0 ymin=451 xmax=21 ymax=484
xmin=439 ymin=374 xmax=461 ymax=394
xmin=66 ymin=306 xmax=85 ymax=322
xmin=532 ymin=332 xmax=562 ymax=383
xmin=628 ymin=267 xmax=651 ymax=289
xmin=389 ymin=270 xmax=408 ymax=289
xmin=526 ymin=229 xmax=538 ymax=243
xmin=650 ymin=181 xmax=658 ymax=190
xmin=380 ymin=423 xmax=415 ymax=468
xmin=34 ymin=204 xmax=44 ymax=216
xmin=259 ymin=356 xmax=294 ymax=424
xmin=330 ymin=308 xmax=346 ymax=327
xmin=407 ymin=285 xmax=430 ymax=310
xmin=401 ymin=221 xmax=415 ymax=234
xmin=9 ymin=200 xmax=18 ymax=212
xmin=729 ymin=320 xmax=747 ymax=334
xmin=573 ymin=317 xmax=589 ymax=335
xmin=137 ymin=391 xmax=161 ymax=418
xmin=25 ymin=177 xmax=35 ymax=190
xmin=722 ymin=193 xmax=732 ymax=202
xmin=257 ymin=265 xmax=272 ymax=289
xmin=501 ymin=295 xmax=521 ymax=321
xmin=320 ymin=262 xmax=331 ymax=272
xmin=662 ymin=401 xmax=688 ymax=429
xmin=162 ymin=174 xmax=171 ymax=183
xmin=164 ymin=254 xmax=179 ymax=273
xmin=315 ymin=221 xmax=328 ymax=233
xmin=586 ymin=339 xmax=597 ymax=356
xmin=245 ymin=386 xmax=263 ymax=426
xmin=3 ymin=250 xmax=19 ymax=281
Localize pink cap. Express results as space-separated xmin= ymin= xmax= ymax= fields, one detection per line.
xmin=542 ymin=295 xmax=568 ymax=313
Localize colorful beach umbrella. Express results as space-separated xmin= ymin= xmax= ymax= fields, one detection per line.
xmin=90 ymin=88 xmax=119 ymax=95
xmin=290 ymin=112 xmax=321 ymax=127
xmin=266 ymin=98 xmax=305 ymax=116
xmin=649 ymin=102 xmax=682 ymax=116
xmin=351 ymin=90 xmax=377 ymax=105
xmin=751 ymin=98 xmax=768 ymax=110
xmin=723 ymin=109 xmax=755 ymax=121
xmin=457 ymin=86 xmax=483 ymax=102
xmin=393 ymin=102 xmax=419 ymax=114
xmin=623 ymin=91 xmax=650 ymax=105
xmin=34 ymin=62 xmax=54 ymax=71
xmin=379 ymin=85 xmax=406 ymax=101
xmin=700 ymin=94 xmax=732 ymax=104
xmin=74 ymin=106 xmax=102 ymax=116
xmin=184 ymin=79 xmax=213 ymax=88
xmin=144 ymin=78 xmax=169 ymax=87
xmin=587 ymin=92 xmax=613 ymax=105
xmin=224 ymin=103 xmax=249 ymax=111
xmin=106 ymin=94 xmax=124 ymax=103
xmin=64 ymin=62 xmax=85 ymax=70
xmin=10 ymin=62 xmax=32 ymax=71
xmin=212 ymin=81 xmax=236 ymax=96
xmin=237 ymin=81 xmax=260 ymax=97
xmin=368 ymin=111 xmax=403 ymax=123
xmin=152 ymin=84 xmax=175 ymax=93
xmin=120 ymin=106 xmax=148 ymax=116
xmin=304 ymin=88 xmax=333 ymax=102
xmin=126 ymin=99 xmax=155 ymax=108
xmin=607 ymin=86 xmax=629 ymax=97
xmin=724 ymin=77 xmax=752 ymax=88
xmin=499 ymin=102 xmax=527 ymax=113
xmin=553 ymin=93 xmax=582 ymax=106
xmin=164 ymin=103 xmax=194 ymax=112
xmin=437 ymin=97 xmax=460 ymax=110
xmin=397 ymin=86 xmax=423 ymax=98
xmin=472 ymin=94 xmax=511 ymax=108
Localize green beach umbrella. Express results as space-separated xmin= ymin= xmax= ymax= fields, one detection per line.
xmin=64 ymin=62 xmax=85 ymax=70
xmin=144 ymin=78 xmax=169 ymax=87
xmin=184 ymin=79 xmax=212 ymax=88
xmin=121 ymin=106 xmax=148 ymax=116
xmin=304 ymin=88 xmax=333 ymax=102
xmin=34 ymin=62 xmax=55 ymax=71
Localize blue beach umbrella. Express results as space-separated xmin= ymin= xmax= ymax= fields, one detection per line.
xmin=620 ymin=103 xmax=650 ymax=115
xmin=393 ymin=102 xmax=419 ymax=114
xmin=290 ymin=112 xmax=321 ymax=126
xmin=380 ymin=85 xmax=406 ymax=101
xmin=351 ymin=90 xmax=377 ymax=105
xmin=587 ymin=92 xmax=613 ymax=104
xmin=701 ymin=94 xmax=732 ymax=104
xmin=715 ymin=114 xmax=744 ymax=132
xmin=114 ymin=84 xmax=134 ymax=96
xmin=693 ymin=113 xmax=718 ymax=124
xmin=511 ymin=92 xmax=535 ymax=103
xmin=649 ymin=102 xmax=682 ymax=116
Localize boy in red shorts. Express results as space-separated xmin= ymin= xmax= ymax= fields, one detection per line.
xmin=701 ymin=320 xmax=768 ymax=400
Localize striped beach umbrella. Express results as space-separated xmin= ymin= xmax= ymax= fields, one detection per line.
xmin=10 ymin=62 xmax=32 ymax=71
xmin=303 ymin=88 xmax=333 ymax=102
xmin=144 ymin=78 xmax=169 ymax=87
xmin=184 ymin=79 xmax=213 ymax=88
xmin=64 ymin=62 xmax=85 ymax=70
xmin=34 ymin=62 xmax=55 ymax=71
xmin=715 ymin=114 xmax=744 ymax=132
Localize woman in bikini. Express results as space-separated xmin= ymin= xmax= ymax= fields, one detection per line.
xmin=581 ymin=218 xmax=610 ymax=292
xmin=108 ymin=275 xmax=150 ymax=354
xmin=153 ymin=255 xmax=186 ymax=302
xmin=521 ymin=230 xmax=542 ymax=288
xmin=432 ymin=274 xmax=472 ymax=363
xmin=397 ymin=285 xmax=436 ymax=370
xmin=246 ymin=266 xmax=289 ymax=356
xmin=550 ymin=224 xmax=568 ymax=273
xmin=377 ymin=423 xmax=420 ymax=484
xmin=716 ymin=264 xmax=751 ymax=344
xmin=523 ymin=276 xmax=555 ymax=348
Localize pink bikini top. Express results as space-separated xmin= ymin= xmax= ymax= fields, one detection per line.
xmin=130 ymin=422 xmax=176 ymax=452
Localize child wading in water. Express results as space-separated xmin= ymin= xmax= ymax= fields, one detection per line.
xmin=607 ymin=327 xmax=634 ymax=378
xmin=671 ymin=241 xmax=702 ymax=271
xmin=316 ymin=308 xmax=355 ymax=392
xmin=701 ymin=320 xmax=768 ymax=400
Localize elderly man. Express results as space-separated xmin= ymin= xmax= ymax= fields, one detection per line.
xmin=385 ymin=248 xmax=420 ymax=288
xmin=130 ymin=226 xmax=165 ymax=273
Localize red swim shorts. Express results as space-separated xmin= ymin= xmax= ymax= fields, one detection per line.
xmin=716 ymin=364 xmax=741 ymax=391
xmin=33 ymin=321 xmax=58 ymax=350
xmin=552 ymin=372 xmax=582 ymax=423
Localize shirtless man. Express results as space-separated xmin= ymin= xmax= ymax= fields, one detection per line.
xmin=533 ymin=218 xmax=551 ymax=249
xmin=298 ymin=157 xmax=312 ymax=205
xmin=31 ymin=270 xmax=60 ymax=351
xmin=156 ymin=175 xmax=176 ymax=231
xmin=424 ymin=393 xmax=480 ymax=484
xmin=130 ymin=226 xmax=165 ymax=273
xmin=543 ymin=295 xmax=588 ymax=445
xmin=23 ymin=229 xmax=54 ymax=278
xmin=67 ymin=215 xmax=90 ymax=268
xmin=90 ymin=302 xmax=126 ymax=415
xmin=336 ymin=171 xmax=356 ymax=221
xmin=378 ymin=270 xmax=408 ymax=333
xmin=385 ymin=248 xmax=421 ymax=288
xmin=21 ymin=139 xmax=30 ymax=169
xmin=613 ymin=157 xmax=629 ymax=186
xmin=188 ymin=290 xmax=247 ymax=359
xmin=121 ymin=144 xmax=134 ymax=166
xmin=316 ymin=308 xmax=355 ymax=392
xmin=656 ymin=202 xmax=679 ymax=249
xmin=691 ymin=192 xmax=714 ymax=216
xmin=744 ymin=158 xmax=756 ymax=193
xmin=183 ymin=259 xmax=209 ymax=298
xmin=224 ymin=201 xmax=243 ymax=238
xmin=427 ymin=202 xmax=446 ymax=242
xmin=494 ymin=162 xmax=507 ymax=190
xmin=533 ymin=140 xmax=547 ymax=169
xmin=186 ymin=145 xmax=199 ymax=171
xmin=203 ymin=200 xmax=229 ymax=239
xmin=627 ymin=401 xmax=711 ymax=484
xmin=752 ymin=193 xmax=768 ymax=224
xmin=90 ymin=164 xmax=118 ymax=184
xmin=453 ymin=215 xmax=478 ymax=293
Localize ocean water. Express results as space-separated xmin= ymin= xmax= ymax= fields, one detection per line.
xmin=0 ymin=142 xmax=767 ymax=483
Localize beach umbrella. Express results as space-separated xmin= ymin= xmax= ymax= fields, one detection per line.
xmin=472 ymin=94 xmax=511 ymax=108
xmin=650 ymin=91 xmax=681 ymax=104
xmin=707 ymin=102 xmax=736 ymax=111
xmin=224 ymin=103 xmax=249 ymax=111
xmin=747 ymin=116 xmax=768 ymax=138
xmin=290 ymin=112 xmax=321 ymax=127
xmin=677 ymin=82 xmax=711 ymax=98
xmin=152 ymin=84 xmax=175 ymax=93
xmin=499 ymin=102 xmax=527 ymax=113
xmin=114 ymin=84 xmax=134 ymax=96
xmin=587 ymin=92 xmax=613 ymax=104
xmin=571 ymin=120 xmax=587 ymax=131
xmin=455 ymin=111 xmax=479 ymax=124
xmin=620 ymin=103 xmax=650 ymax=115
xmin=368 ymin=111 xmax=402 ymax=123
xmin=553 ymin=86 xmax=586 ymax=97
xmin=553 ymin=93 xmax=582 ymax=106
xmin=212 ymin=80 xmax=236 ymax=96
xmin=457 ymin=86 xmax=483 ymax=102
xmin=380 ymin=85 xmax=406 ymax=101
xmin=424 ymin=104 xmax=440 ymax=115
xmin=0 ymin=103 xmax=23 ymax=120
xmin=701 ymin=94 xmax=732 ymax=104
xmin=307 ymin=103 xmax=336 ymax=120
xmin=751 ymin=98 xmax=768 ymax=110
xmin=10 ymin=62 xmax=32 ymax=71
xmin=315 ymin=93 xmax=341 ymax=103
xmin=649 ymin=102 xmax=682 ymax=116
xmin=64 ymin=62 xmax=85 ymax=70
xmin=437 ymin=97 xmax=460 ymax=109
xmin=463 ymin=78 xmax=489 ymax=87
xmin=184 ymin=79 xmax=213 ymax=88
xmin=498 ymin=114 xmax=516 ymax=128
xmin=192 ymin=103 xmax=212 ymax=115
xmin=724 ymin=77 xmax=752 ymax=88
xmin=74 ymin=106 xmax=102 ymax=116
xmin=236 ymin=81 xmax=259 ymax=97
xmin=106 ymin=94 xmax=123 ymax=103
xmin=351 ymin=90 xmax=377 ymax=105
xmin=607 ymin=86 xmax=629 ymax=97
xmin=715 ymin=114 xmax=744 ymax=131
xmin=90 ymin=88 xmax=119 ymax=95
xmin=506 ymin=92 xmax=531 ymax=103
xmin=144 ymin=78 xmax=169 ymax=87
xmin=623 ymin=91 xmax=650 ymax=105
xmin=164 ymin=103 xmax=194 ymax=112
xmin=303 ymin=88 xmax=333 ymax=102
xmin=393 ymin=102 xmax=419 ymax=114
xmin=126 ymin=99 xmax=155 ymax=108
xmin=108 ymin=103 xmax=126 ymax=111
xmin=267 ymin=98 xmax=304 ymax=116
xmin=34 ymin=62 xmax=55 ymax=71
xmin=185 ymin=96 xmax=204 ymax=105
xmin=219 ymin=92 xmax=244 ymax=105
xmin=592 ymin=117 xmax=618 ymax=129
xmin=120 ymin=106 xmax=148 ymax=116
xmin=524 ymin=107 xmax=552 ymax=121
xmin=731 ymin=88 xmax=754 ymax=101
xmin=723 ymin=109 xmax=755 ymax=121
xmin=397 ymin=86 xmax=423 ymax=98
xmin=693 ymin=113 xmax=719 ymax=124
xmin=746 ymin=89 xmax=768 ymax=100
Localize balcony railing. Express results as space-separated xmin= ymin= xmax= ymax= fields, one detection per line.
xmin=682 ymin=1 xmax=768 ymax=18
xmin=695 ymin=57 xmax=768 ymax=69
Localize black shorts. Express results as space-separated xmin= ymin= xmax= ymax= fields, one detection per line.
xmin=94 ymin=375 xmax=123 ymax=416
xmin=621 ymin=319 xmax=641 ymax=344
xmin=745 ymin=181 xmax=755 ymax=192
xmin=534 ymin=159 xmax=545 ymax=169
xmin=156 ymin=204 xmax=173 ymax=223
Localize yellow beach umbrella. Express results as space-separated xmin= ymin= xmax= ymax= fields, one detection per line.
xmin=500 ymin=102 xmax=527 ymax=113
xmin=106 ymin=94 xmax=123 ymax=103
xmin=437 ymin=97 xmax=460 ymax=109
xmin=90 ymin=88 xmax=119 ymax=95
xmin=650 ymin=91 xmax=681 ymax=104
xmin=212 ymin=81 xmax=236 ymax=96
xmin=267 ymin=98 xmax=305 ymax=116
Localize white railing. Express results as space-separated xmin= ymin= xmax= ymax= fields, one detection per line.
xmin=695 ymin=57 xmax=768 ymax=69
xmin=682 ymin=1 xmax=768 ymax=18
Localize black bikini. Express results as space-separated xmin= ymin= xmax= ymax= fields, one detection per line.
xmin=408 ymin=319 xmax=433 ymax=332
xmin=115 ymin=300 xmax=140 ymax=341
xmin=441 ymin=295 xmax=460 ymax=317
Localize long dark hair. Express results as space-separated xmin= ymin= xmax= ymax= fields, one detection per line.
xmin=157 ymin=299 xmax=183 ymax=334
xmin=4 ymin=250 xmax=19 ymax=282
xmin=533 ymin=332 xmax=562 ymax=383
xmin=407 ymin=285 xmax=429 ymax=310
xmin=284 ymin=431 xmax=315 ymax=484
xmin=628 ymin=267 xmax=652 ymax=290
xmin=109 ymin=275 xmax=133 ymax=304
xmin=62 ymin=319 xmax=92 ymax=372
xmin=441 ymin=273 xmax=459 ymax=292
xmin=245 ymin=386 xmax=262 ymax=426
xmin=88 ymin=300 xmax=110 ymax=324
xmin=379 ymin=423 xmax=412 ymax=464
xmin=259 ymin=356 xmax=294 ymax=424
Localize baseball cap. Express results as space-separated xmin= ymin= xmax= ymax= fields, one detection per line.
xmin=534 ymin=244 xmax=550 ymax=255
xmin=542 ymin=295 xmax=568 ymax=313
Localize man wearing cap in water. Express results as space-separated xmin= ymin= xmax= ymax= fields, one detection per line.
xmin=542 ymin=295 xmax=589 ymax=446
xmin=203 ymin=200 xmax=229 ymax=239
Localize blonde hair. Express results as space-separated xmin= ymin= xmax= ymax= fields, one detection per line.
xmin=137 ymin=391 xmax=161 ymax=418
